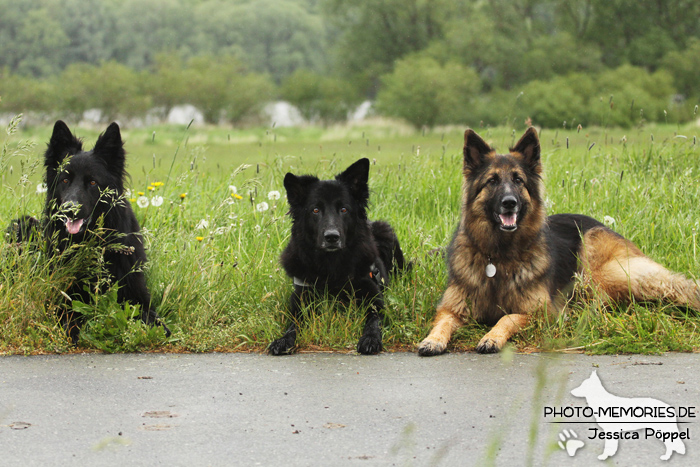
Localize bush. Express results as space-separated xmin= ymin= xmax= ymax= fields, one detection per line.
xmin=376 ymin=55 xmax=481 ymax=128
xmin=184 ymin=55 xmax=276 ymax=124
xmin=280 ymin=69 xmax=361 ymax=124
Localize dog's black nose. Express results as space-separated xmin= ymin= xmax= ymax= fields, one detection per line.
xmin=324 ymin=229 xmax=340 ymax=244
xmin=501 ymin=195 xmax=517 ymax=210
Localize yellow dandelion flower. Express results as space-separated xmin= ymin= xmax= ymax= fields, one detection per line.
xmin=231 ymin=193 xmax=243 ymax=200
xmin=151 ymin=181 xmax=164 ymax=187
xmin=180 ymin=193 xmax=187 ymax=199
xmin=196 ymin=236 xmax=204 ymax=242
xmin=129 ymin=198 xmax=136 ymax=203
xmin=148 ymin=186 xmax=155 ymax=191
xmin=138 ymin=191 xmax=145 ymax=196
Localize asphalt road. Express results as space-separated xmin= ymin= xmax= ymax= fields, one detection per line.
xmin=1 ymin=351 xmax=698 ymax=466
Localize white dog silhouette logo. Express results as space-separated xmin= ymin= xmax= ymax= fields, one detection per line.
xmin=571 ymin=370 xmax=686 ymax=461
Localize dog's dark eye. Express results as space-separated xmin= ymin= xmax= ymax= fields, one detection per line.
xmin=487 ymin=176 xmax=499 ymax=185
xmin=62 ymin=178 xmax=69 ymax=184
xmin=340 ymin=207 xmax=347 ymax=213
xmin=89 ymin=180 xmax=97 ymax=186
xmin=513 ymin=175 xmax=524 ymax=184
xmin=312 ymin=207 xmax=320 ymax=214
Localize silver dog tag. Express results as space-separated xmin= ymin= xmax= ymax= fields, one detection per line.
xmin=485 ymin=263 xmax=496 ymax=278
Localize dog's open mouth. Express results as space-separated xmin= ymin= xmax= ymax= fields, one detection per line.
xmin=64 ymin=218 xmax=87 ymax=235
xmin=498 ymin=212 xmax=518 ymax=231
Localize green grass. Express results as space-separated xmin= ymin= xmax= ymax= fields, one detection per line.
xmin=1 ymin=118 xmax=700 ymax=354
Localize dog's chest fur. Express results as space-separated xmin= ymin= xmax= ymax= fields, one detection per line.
xmin=448 ymin=232 xmax=552 ymax=324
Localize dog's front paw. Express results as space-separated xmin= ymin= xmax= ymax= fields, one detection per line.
xmin=357 ymin=334 xmax=382 ymax=355
xmin=268 ymin=336 xmax=296 ymax=355
xmin=475 ymin=337 xmax=501 ymax=354
xmin=417 ymin=339 xmax=446 ymax=357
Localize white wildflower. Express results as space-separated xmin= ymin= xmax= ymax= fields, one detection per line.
xmin=196 ymin=219 xmax=209 ymax=230
xmin=603 ymin=215 xmax=615 ymax=226
xmin=36 ymin=183 xmax=47 ymax=194
xmin=267 ymin=190 xmax=281 ymax=201
xmin=151 ymin=195 xmax=163 ymax=207
xmin=256 ymin=202 xmax=269 ymax=212
xmin=137 ymin=196 xmax=149 ymax=208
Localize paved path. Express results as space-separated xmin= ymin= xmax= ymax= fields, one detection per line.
xmin=1 ymin=352 xmax=698 ymax=466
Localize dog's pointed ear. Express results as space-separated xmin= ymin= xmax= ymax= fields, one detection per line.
xmin=463 ymin=129 xmax=492 ymax=170
xmin=336 ymin=158 xmax=370 ymax=203
xmin=93 ymin=122 xmax=125 ymax=175
xmin=45 ymin=120 xmax=82 ymax=167
xmin=284 ymin=173 xmax=318 ymax=207
xmin=511 ymin=127 xmax=540 ymax=171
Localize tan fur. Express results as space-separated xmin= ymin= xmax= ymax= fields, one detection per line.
xmin=580 ymin=227 xmax=700 ymax=310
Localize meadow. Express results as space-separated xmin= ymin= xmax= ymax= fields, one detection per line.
xmin=1 ymin=117 xmax=699 ymax=355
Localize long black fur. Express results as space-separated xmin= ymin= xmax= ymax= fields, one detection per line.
xmin=10 ymin=120 xmax=170 ymax=344
xmin=269 ymin=158 xmax=406 ymax=355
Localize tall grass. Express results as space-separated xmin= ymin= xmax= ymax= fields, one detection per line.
xmin=1 ymin=119 xmax=699 ymax=354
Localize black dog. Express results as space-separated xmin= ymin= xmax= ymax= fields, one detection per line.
xmin=269 ymin=158 xmax=407 ymax=355
xmin=9 ymin=120 xmax=170 ymax=343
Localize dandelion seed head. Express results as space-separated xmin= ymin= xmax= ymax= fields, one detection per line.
xmin=151 ymin=195 xmax=163 ymax=207
xmin=603 ymin=215 xmax=616 ymax=226
xmin=36 ymin=183 xmax=47 ymax=194
xmin=256 ymin=202 xmax=269 ymax=212
xmin=267 ymin=190 xmax=281 ymax=201
xmin=196 ymin=219 xmax=209 ymax=230
xmin=137 ymin=196 xmax=149 ymax=208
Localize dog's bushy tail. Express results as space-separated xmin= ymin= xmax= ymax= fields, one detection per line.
xmin=370 ymin=221 xmax=409 ymax=276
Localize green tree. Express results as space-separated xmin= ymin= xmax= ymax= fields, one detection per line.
xmin=281 ymin=69 xmax=361 ymax=124
xmin=13 ymin=8 xmax=70 ymax=77
xmin=183 ymin=55 xmax=275 ymax=124
xmin=59 ymin=62 xmax=151 ymax=121
xmin=0 ymin=71 xmax=56 ymax=114
xmin=147 ymin=53 xmax=190 ymax=118
xmin=323 ymin=0 xmax=460 ymax=95
xmin=195 ymin=0 xmax=327 ymax=83
xmin=376 ymin=55 xmax=481 ymax=128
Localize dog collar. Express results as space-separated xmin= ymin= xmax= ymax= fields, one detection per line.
xmin=293 ymin=276 xmax=312 ymax=288
xmin=293 ymin=262 xmax=381 ymax=288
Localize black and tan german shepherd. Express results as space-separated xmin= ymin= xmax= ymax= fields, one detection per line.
xmin=418 ymin=127 xmax=700 ymax=355
xmin=269 ymin=158 xmax=407 ymax=355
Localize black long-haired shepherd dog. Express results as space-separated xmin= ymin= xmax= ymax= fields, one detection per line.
xmin=269 ymin=158 xmax=407 ymax=355
xmin=418 ymin=127 xmax=700 ymax=355
xmin=8 ymin=120 xmax=170 ymax=343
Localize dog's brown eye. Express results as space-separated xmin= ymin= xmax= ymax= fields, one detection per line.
xmin=340 ymin=207 xmax=347 ymax=213
xmin=62 ymin=178 xmax=69 ymax=184
xmin=312 ymin=207 xmax=320 ymax=214
xmin=514 ymin=175 xmax=523 ymax=184
xmin=90 ymin=180 xmax=97 ymax=186
xmin=488 ymin=176 xmax=498 ymax=185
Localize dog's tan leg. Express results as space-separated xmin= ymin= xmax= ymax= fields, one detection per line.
xmin=582 ymin=228 xmax=700 ymax=311
xmin=475 ymin=313 xmax=530 ymax=353
xmin=418 ymin=284 xmax=467 ymax=356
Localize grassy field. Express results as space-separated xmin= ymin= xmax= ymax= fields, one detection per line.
xmin=1 ymin=117 xmax=699 ymax=355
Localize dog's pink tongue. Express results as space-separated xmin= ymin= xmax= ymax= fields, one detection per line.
xmin=499 ymin=213 xmax=517 ymax=227
xmin=65 ymin=218 xmax=84 ymax=235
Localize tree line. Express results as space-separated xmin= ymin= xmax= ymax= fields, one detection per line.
xmin=1 ymin=0 xmax=699 ymax=128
